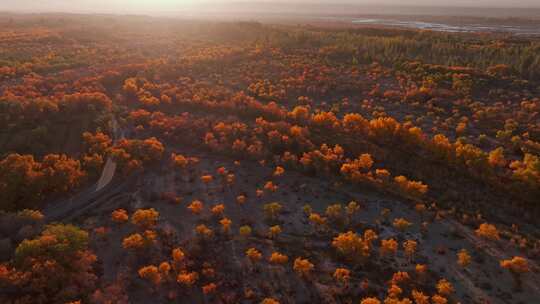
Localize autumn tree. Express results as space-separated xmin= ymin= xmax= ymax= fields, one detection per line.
xmin=380 ymin=238 xmax=398 ymax=256
xmin=332 ymin=231 xmax=372 ymax=262
xmin=403 ymin=240 xmax=417 ymax=262
xmin=109 ymin=137 xmax=164 ymax=172
xmin=340 ymin=153 xmax=374 ymax=182
xmin=202 ymin=282 xmax=217 ymax=295
xmin=273 ymin=166 xmax=285 ymax=176
xmin=263 ymin=202 xmax=283 ymax=220
xmin=188 ymin=200 xmax=204 ymax=215
xmin=246 ymin=248 xmax=263 ymax=264
xmin=220 ymin=217 xmax=232 ymax=234
xmin=239 ymin=225 xmax=252 ymax=238
xmin=488 ymin=147 xmax=507 ymax=168
xmin=293 ymin=257 xmax=314 ymax=277
xmin=264 ymin=181 xmax=278 ymax=192
xmin=122 ymin=230 xmax=157 ymax=251
xmin=138 ymin=265 xmax=161 ymax=286
xmin=268 ymin=225 xmax=282 ymax=239
xmin=346 ymin=201 xmax=360 ymax=221
xmin=201 ymin=175 xmax=213 ymax=185
xmin=390 ymin=271 xmax=410 ymax=286
xmin=83 ymin=131 xmax=112 ymax=155
xmin=360 ymin=297 xmax=381 ymax=304
xmin=195 ymin=224 xmax=213 ymax=239
xmin=308 ymin=212 xmax=327 ymax=232
xmin=2 ymin=224 xmax=97 ymax=303
xmin=500 ymin=256 xmax=530 ymax=291
xmin=436 ymin=279 xmax=454 ymax=296
xmin=393 ymin=218 xmax=412 ymax=232
xmin=171 ymin=153 xmax=189 ymax=169
xmin=236 ymin=195 xmax=247 ymax=206
xmin=0 ymin=153 xmax=86 ymax=211
xmin=325 ymin=204 xmax=343 ymax=223
xmin=211 ymin=203 xmax=225 ymax=217
xmin=415 ymin=264 xmax=428 ymax=282
xmin=172 ymin=248 xmax=185 ymax=269
xmin=457 ymin=249 xmax=471 ymax=268
xmin=177 ymin=271 xmax=198 ymax=288
xmin=132 ymin=208 xmax=159 ymax=229
xmin=333 ymin=268 xmax=351 ymax=285
xmin=393 ymin=175 xmax=428 ymax=199
xmin=111 ymin=209 xmax=129 ymax=223
xmin=269 ymin=252 xmax=289 ymax=265
xmin=411 ymin=290 xmax=429 ymax=304
xmin=475 ymin=223 xmax=500 ymax=241
xmin=91 ymin=282 xmax=129 ymax=304
xmin=432 ymin=294 xmax=448 ymax=304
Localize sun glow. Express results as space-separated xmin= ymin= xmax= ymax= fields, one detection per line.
xmin=124 ymin=0 xmax=198 ymax=11
xmin=2 ymin=0 xmax=204 ymax=14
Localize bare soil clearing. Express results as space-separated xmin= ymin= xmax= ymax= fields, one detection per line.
xmin=80 ymin=147 xmax=540 ymax=303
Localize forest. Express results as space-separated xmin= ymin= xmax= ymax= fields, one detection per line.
xmin=0 ymin=13 xmax=539 ymax=304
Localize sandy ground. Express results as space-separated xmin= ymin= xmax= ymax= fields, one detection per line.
xmin=82 ymin=146 xmax=540 ymax=304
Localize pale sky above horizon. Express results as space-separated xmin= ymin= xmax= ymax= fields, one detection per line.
xmin=1 ymin=0 xmax=539 ymax=14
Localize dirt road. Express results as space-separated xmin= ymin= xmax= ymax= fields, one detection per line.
xmin=44 ymin=117 xmax=123 ymax=222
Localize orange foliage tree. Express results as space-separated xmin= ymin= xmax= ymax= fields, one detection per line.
xmin=0 ymin=224 xmax=97 ymax=303
xmin=0 ymin=153 xmax=86 ymax=211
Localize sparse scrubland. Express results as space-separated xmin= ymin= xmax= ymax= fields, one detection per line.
xmin=0 ymin=14 xmax=539 ymax=304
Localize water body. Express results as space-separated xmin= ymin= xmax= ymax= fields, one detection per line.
xmin=351 ymin=18 xmax=540 ymax=36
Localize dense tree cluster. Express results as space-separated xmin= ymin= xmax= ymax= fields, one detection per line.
xmin=0 ymin=224 xmax=97 ymax=304
xmin=0 ymin=153 xmax=85 ymax=211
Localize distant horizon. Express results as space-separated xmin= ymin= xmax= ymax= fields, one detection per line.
xmin=1 ymin=1 xmax=540 ymax=16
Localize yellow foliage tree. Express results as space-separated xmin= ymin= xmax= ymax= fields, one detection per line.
xmin=360 ymin=297 xmax=381 ymax=304
xmin=188 ymin=200 xmax=204 ymax=215
xmin=332 ymin=231 xmax=371 ymax=260
xmin=264 ymin=202 xmax=283 ymax=219
xmin=333 ymin=268 xmax=351 ymax=284
xmin=195 ymin=224 xmax=213 ymax=238
xmin=138 ymin=265 xmax=161 ymax=285
xmin=500 ymin=256 xmax=530 ymax=291
xmin=111 ymin=209 xmax=129 ymax=223
xmin=177 ymin=271 xmax=198 ymax=287
xmin=220 ymin=217 xmax=232 ymax=233
xmin=431 ymin=294 xmax=448 ymax=304
xmin=411 ymin=290 xmax=429 ymax=304
xmin=475 ymin=223 xmax=500 ymax=240
xmin=211 ymin=204 xmax=225 ymax=217
xmin=239 ymin=225 xmax=252 ymax=238
xmin=268 ymin=225 xmax=282 ymax=239
xmin=380 ymin=238 xmax=398 ymax=256
xmin=403 ymin=240 xmax=417 ymax=261
xmin=269 ymin=252 xmax=289 ymax=265
xmin=436 ymin=279 xmax=454 ymax=296
xmin=293 ymin=257 xmax=314 ymax=277
xmin=457 ymin=249 xmax=471 ymax=267
xmin=393 ymin=218 xmax=412 ymax=232
xmin=132 ymin=208 xmax=159 ymax=229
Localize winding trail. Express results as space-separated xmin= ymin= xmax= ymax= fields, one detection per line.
xmin=95 ymin=118 xmax=123 ymax=191
xmin=44 ymin=117 xmax=125 ymax=222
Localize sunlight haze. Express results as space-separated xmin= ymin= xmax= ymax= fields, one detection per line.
xmin=1 ymin=0 xmax=540 ymax=301
xmin=2 ymin=0 xmax=540 ymax=14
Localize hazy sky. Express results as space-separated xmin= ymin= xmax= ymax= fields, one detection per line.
xmin=1 ymin=0 xmax=539 ymax=14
